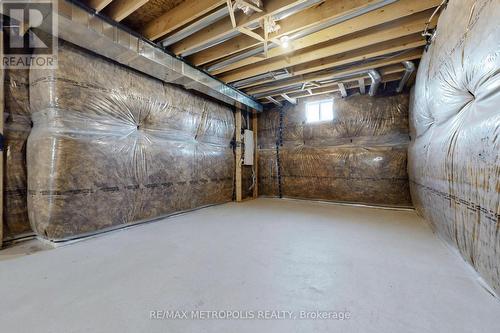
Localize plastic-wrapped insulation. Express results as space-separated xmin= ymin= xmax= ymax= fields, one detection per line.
xmin=258 ymin=94 xmax=411 ymax=206
xmin=409 ymin=0 xmax=500 ymax=294
xmin=3 ymin=68 xmax=32 ymax=240
xmin=27 ymin=41 xmax=235 ymax=241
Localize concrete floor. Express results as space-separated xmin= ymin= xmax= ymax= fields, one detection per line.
xmin=0 ymin=198 xmax=499 ymax=332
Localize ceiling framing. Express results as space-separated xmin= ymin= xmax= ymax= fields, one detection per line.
xmin=84 ymin=0 xmax=443 ymax=105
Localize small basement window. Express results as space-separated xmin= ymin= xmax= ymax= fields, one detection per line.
xmin=305 ymin=99 xmax=334 ymax=123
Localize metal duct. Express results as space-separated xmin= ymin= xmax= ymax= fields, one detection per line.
xmin=38 ymin=1 xmax=262 ymax=111
xmin=368 ymin=70 xmax=381 ymax=96
xmin=396 ymin=61 xmax=416 ymax=92
xmin=207 ymin=0 xmax=397 ymax=72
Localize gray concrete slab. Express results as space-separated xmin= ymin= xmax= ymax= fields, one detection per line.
xmin=0 ymin=198 xmax=499 ymax=332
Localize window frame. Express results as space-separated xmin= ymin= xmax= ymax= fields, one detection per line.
xmin=305 ymin=99 xmax=334 ymax=123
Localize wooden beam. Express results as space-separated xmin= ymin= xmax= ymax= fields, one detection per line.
xmin=338 ymin=83 xmax=347 ymax=97
xmin=264 ymin=65 xmax=405 ymax=98
xmin=227 ymin=0 xmax=237 ymax=28
xmin=358 ymin=78 xmax=366 ymax=94
xmin=235 ymin=108 xmax=242 ymax=202
xmin=103 ymin=0 xmax=150 ymax=22
xmin=291 ymin=34 xmax=425 ymax=76
xmin=244 ymin=35 xmax=425 ymax=95
xmin=87 ymin=0 xmax=114 ymax=12
xmin=189 ymin=0 xmax=390 ymax=66
xmin=252 ymin=48 xmax=423 ymax=97
xmin=295 ymin=72 xmax=404 ymax=98
xmin=170 ymin=0 xmax=309 ymax=55
xmin=266 ymin=66 xmax=407 ymax=100
xmin=252 ymin=112 xmax=258 ymax=199
xmin=241 ymin=33 xmax=425 ymax=90
xmin=219 ymin=11 xmax=434 ymax=82
xmin=263 ymin=72 xmax=404 ymax=102
xmin=263 ymin=16 xmax=270 ymax=58
xmin=237 ymin=27 xmax=265 ymax=42
xmin=142 ymin=0 xmax=226 ymax=41
xmin=280 ymin=93 xmax=297 ymax=104
xmin=266 ymin=96 xmax=282 ymax=106
xmin=211 ymin=0 xmax=441 ymax=75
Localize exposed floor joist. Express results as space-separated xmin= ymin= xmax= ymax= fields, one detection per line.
xmin=86 ymin=0 xmax=114 ymax=12
xmin=103 ymin=0 xmax=151 ymax=22
xmin=170 ymin=0 xmax=312 ymax=56
xmin=187 ymin=0 xmax=391 ymax=66
xmin=80 ymin=0 xmax=442 ymax=104
xmin=258 ymin=64 xmax=406 ymax=100
xmin=210 ymin=0 xmax=440 ymax=76
xmin=220 ymin=11 xmax=435 ymax=83
xmin=240 ymin=33 xmax=425 ymax=90
xmin=251 ymin=48 xmax=422 ymax=97
xmin=141 ymin=0 xmax=227 ymax=41
xmin=262 ymin=71 xmax=404 ymax=103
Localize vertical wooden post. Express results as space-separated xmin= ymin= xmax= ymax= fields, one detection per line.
xmin=252 ymin=111 xmax=258 ymax=199
xmin=0 ymin=30 xmax=4 ymax=247
xmin=235 ymin=108 xmax=242 ymax=202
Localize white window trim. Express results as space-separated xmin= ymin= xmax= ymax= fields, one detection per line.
xmin=305 ymin=99 xmax=334 ymax=123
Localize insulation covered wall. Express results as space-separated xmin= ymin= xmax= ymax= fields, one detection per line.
xmin=258 ymin=94 xmax=411 ymax=206
xmin=3 ymin=69 xmax=31 ymax=240
xmin=409 ymin=0 xmax=500 ymax=294
xmin=27 ymin=41 xmax=235 ymax=241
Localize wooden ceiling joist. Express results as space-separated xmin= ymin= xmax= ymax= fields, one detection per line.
xmin=188 ymin=0 xmax=390 ymax=66
xmin=262 ymin=71 xmax=404 ymax=102
xmin=291 ymin=34 xmax=425 ymax=77
xmin=170 ymin=0 xmax=311 ymax=55
xmin=238 ymin=27 xmax=265 ymax=42
xmin=103 ymin=0 xmax=151 ymax=22
xmin=211 ymin=0 xmax=440 ymax=76
xmin=240 ymin=33 xmax=425 ymax=90
xmin=247 ymin=47 xmax=423 ymax=96
xmin=269 ymin=64 xmax=406 ymax=97
xmin=338 ymin=82 xmax=347 ymax=97
xmin=227 ymin=0 xmax=237 ymax=28
xmin=358 ymin=78 xmax=366 ymax=94
xmin=280 ymin=93 xmax=297 ymax=104
xmin=141 ymin=0 xmax=227 ymax=41
xmin=219 ymin=11 xmax=435 ymax=83
xmin=266 ymin=96 xmax=283 ymax=106
xmin=87 ymin=0 xmax=114 ymax=12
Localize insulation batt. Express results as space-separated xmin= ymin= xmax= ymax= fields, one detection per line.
xmin=258 ymin=94 xmax=411 ymax=206
xmin=409 ymin=0 xmax=500 ymax=294
xmin=3 ymin=68 xmax=32 ymax=240
xmin=28 ymin=41 xmax=235 ymax=241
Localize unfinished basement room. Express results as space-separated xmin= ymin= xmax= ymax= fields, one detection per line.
xmin=0 ymin=0 xmax=499 ymax=332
